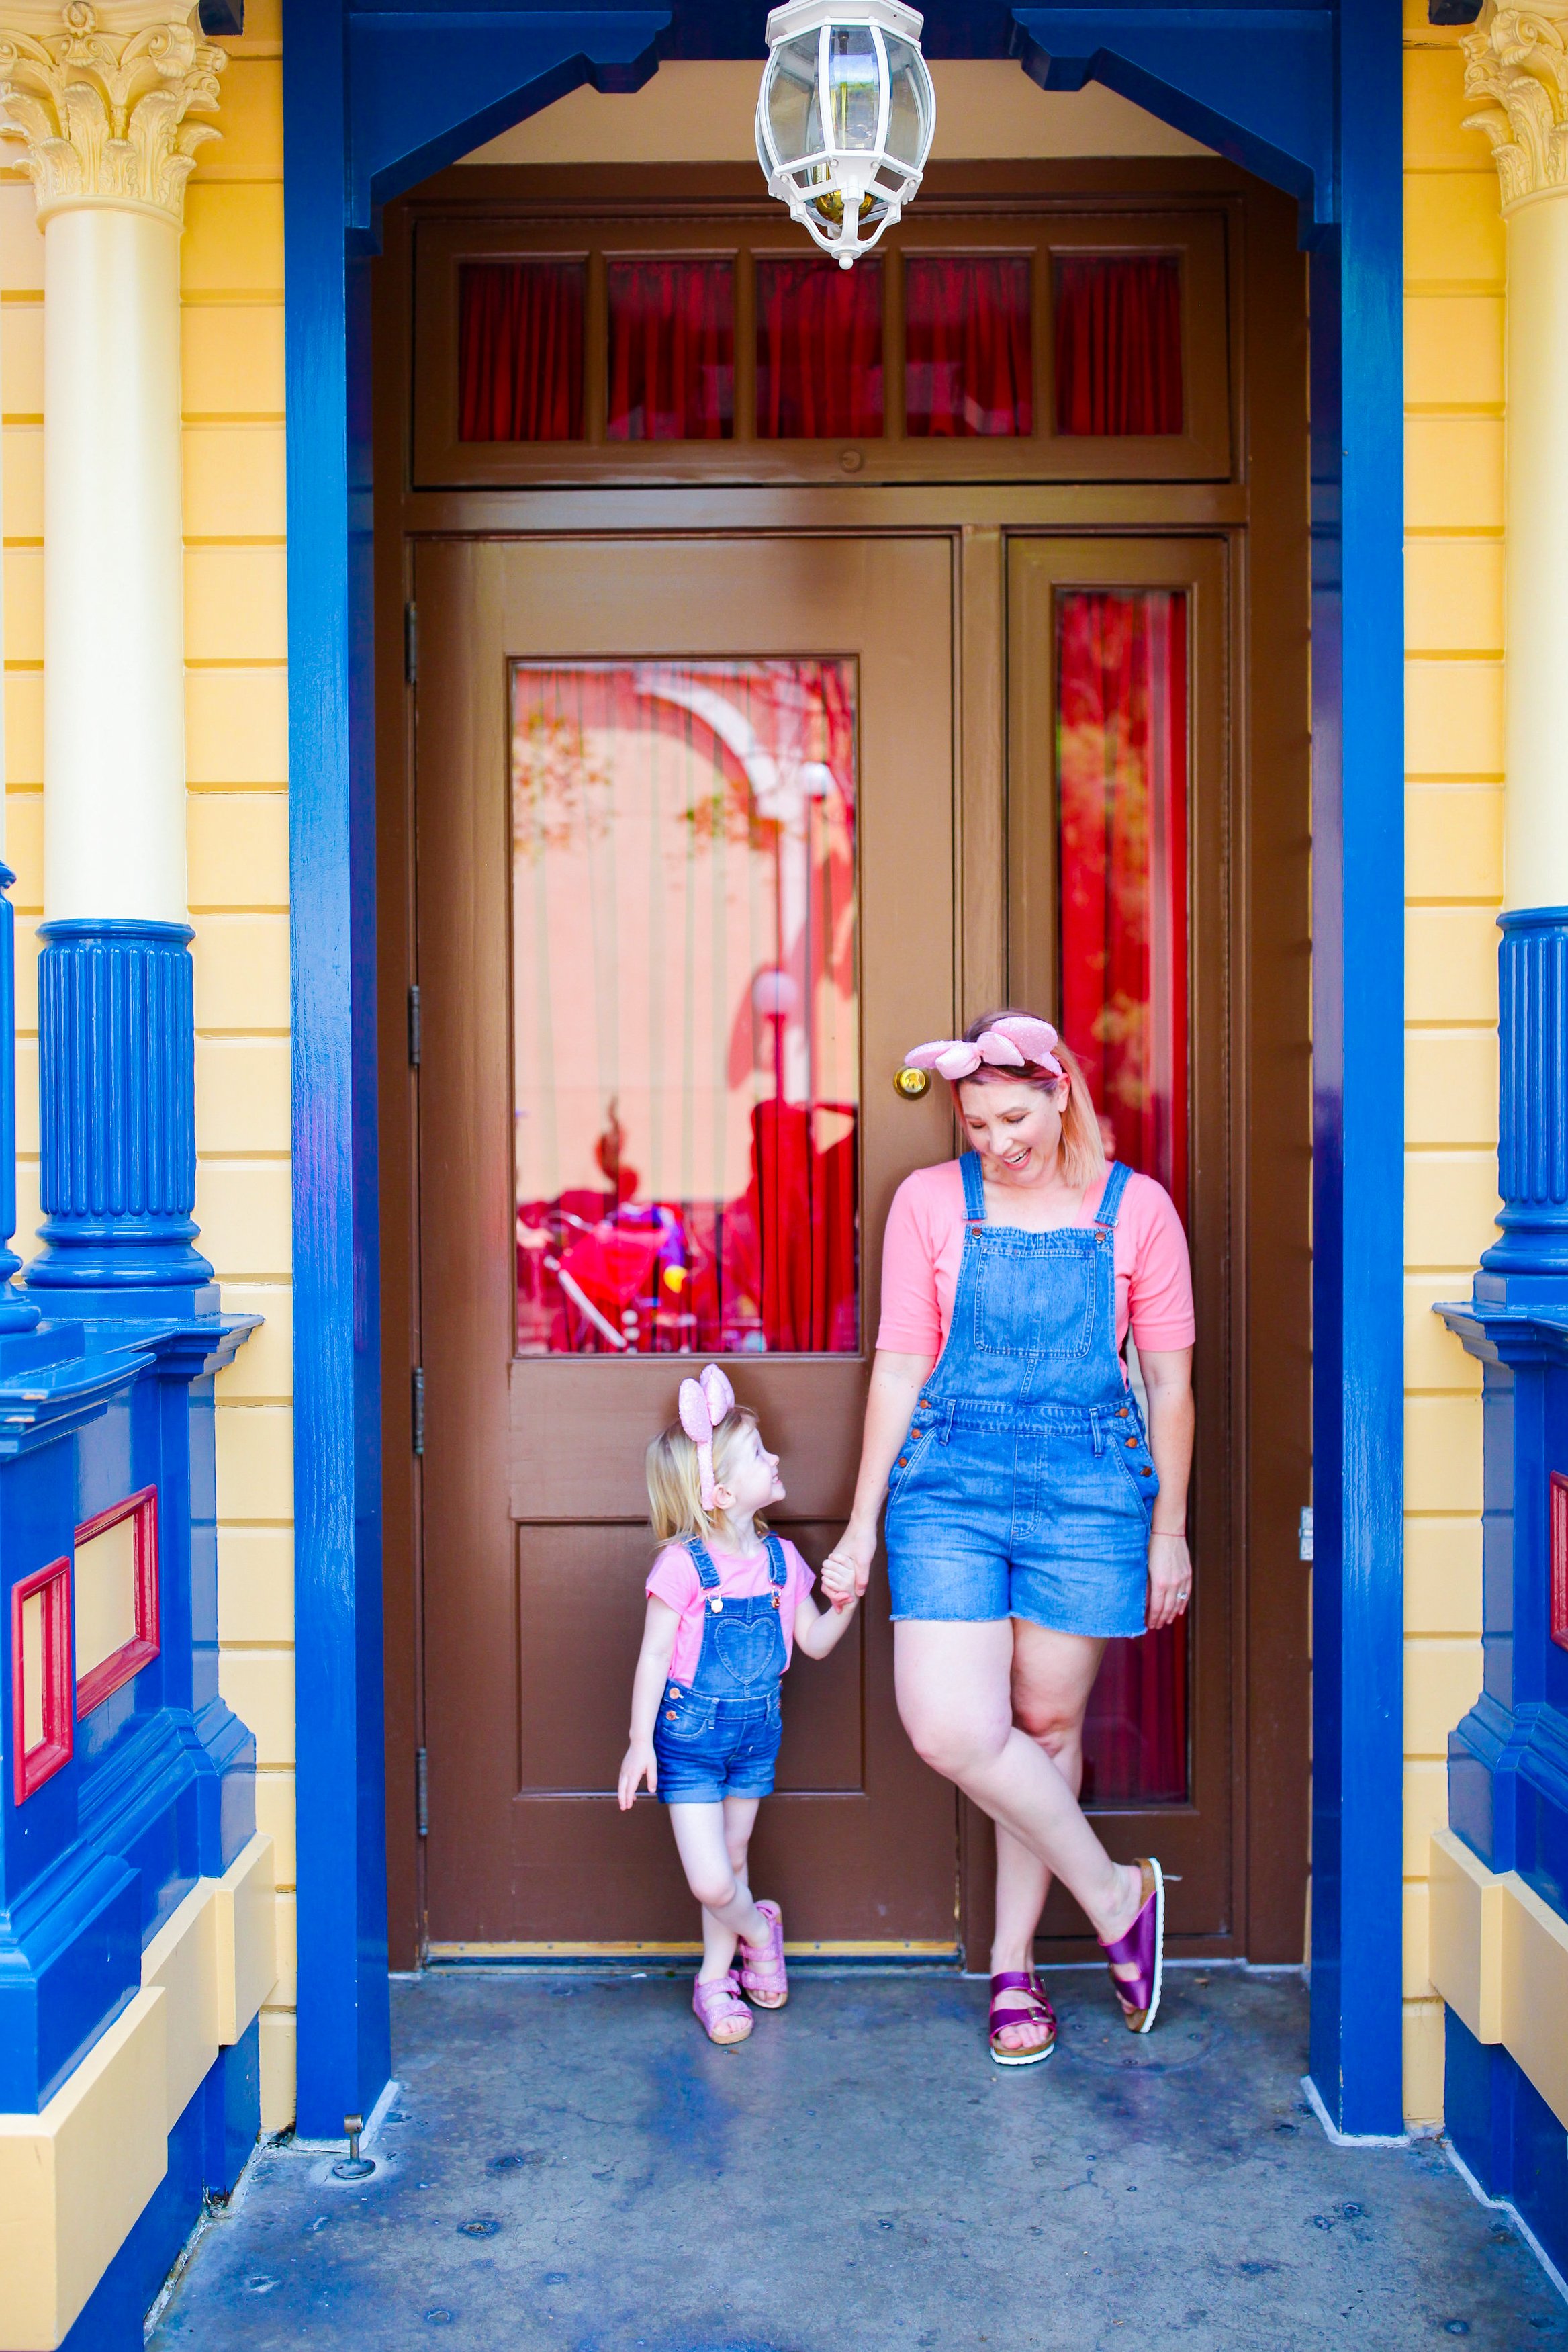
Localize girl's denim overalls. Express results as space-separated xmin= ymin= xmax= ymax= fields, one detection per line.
xmin=884 ymin=1154 xmax=1158 ymax=1639
xmin=653 ymin=1533 xmax=789 ymax=1804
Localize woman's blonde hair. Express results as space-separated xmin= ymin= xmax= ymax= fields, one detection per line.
xmin=954 ymin=1008 xmax=1108 ymax=1191
xmin=646 ymin=1404 xmax=765 ymax=1545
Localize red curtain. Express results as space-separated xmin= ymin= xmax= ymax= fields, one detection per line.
xmin=1058 ymin=588 xmax=1190 ymax=1806
xmin=747 ymin=1103 xmax=858 ymax=1352
xmin=905 ymin=255 xmax=1033 ymax=437
xmin=1054 ymin=255 xmax=1183 ymax=436
xmin=459 ymin=260 xmax=585 ymax=442
xmin=756 ymin=257 xmax=884 ymax=439
xmin=606 ymin=259 xmax=735 ymax=441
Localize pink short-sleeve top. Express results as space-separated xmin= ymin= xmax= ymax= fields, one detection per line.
xmin=646 ymin=1537 xmax=816 ymax=1686
xmin=876 ymin=1161 xmax=1195 ymax=1363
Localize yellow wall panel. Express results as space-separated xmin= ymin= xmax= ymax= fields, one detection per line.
xmin=1405 ymin=1274 xmax=1481 ymax=1391
xmin=185 ymin=546 xmax=288 ymax=663
xmin=1405 ymin=1030 xmax=1497 ymax=1145
xmin=3 ymin=547 xmax=40 ymax=660
xmin=1404 ymin=1515 xmax=1483 ymax=1635
xmin=1405 ymin=1394 xmax=1484 ymax=1513
xmin=1405 ymin=905 xmax=1500 ymax=1020
xmin=183 ymin=423 xmax=287 ymax=539
xmin=1404 ymin=46 xmax=1483 ymax=168
xmin=1403 ymin=1152 xmax=1502 ymax=1272
xmin=255 ymin=1771 xmax=296 ymax=1887
xmin=189 ymin=792 xmax=289 ymax=903
xmin=3 ymin=421 xmax=40 ymax=537
xmin=187 ymin=674 xmax=288 ymax=788
xmin=1405 ymin=1639 xmax=1484 ymax=1756
xmin=15 ymin=919 xmax=38 ymax=1026
xmin=3 ymin=302 xmax=43 ymax=412
xmin=182 ymin=304 xmax=285 ymax=420
xmin=191 ymin=58 xmax=283 ymax=183
xmin=193 ymin=913 xmax=290 ymax=1028
xmin=1406 ymin=1763 xmax=1448 ymax=1876
xmin=1404 ymin=1879 xmax=1432 ymax=1998
xmin=214 ymin=1283 xmax=292 ymax=1400
xmin=1403 ymin=171 xmax=1505 ymax=287
xmin=268 ymin=1892 xmax=297 ymax=2010
xmin=1405 ymin=660 xmax=1504 ymax=777
xmin=1405 ymin=784 xmax=1504 ymax=899
xmin=218 ymin=1527 xmax=294 ymax=1645
xmin=1405 ymin=295 xmax=1503 ymax=412
xmin=194 ymin=1161 xmax=292 ymax=1279
xmin=219 ymin=1649 xmax=295 ymax=1769
xmin=5 ymin=670 xmax=41 ymax=786
xmin=1403 ymin=1999 xmax=1446 ymax=2125
xmin=13 ymin=1038 xmax=36 ymax=1157
xmin=259 ymin=2007 xmax=295 ymax=2134
xmin=0 ymin=184 xmax=43 ymax=288
xmin=182 ymin=185 xmax=285 ymax=296
xmin=5 ymin=792 xmax=42 ymax=906
xmin=1405 ymin=420 xmax=1504 ymax=531
xmin=194 ymin=1038 xmax=291 ymax=1154
xmin=216 ymin=1402 xmax=293 ymax=1521
xmin=1405 ymin=539 xmax=1503 ymax=654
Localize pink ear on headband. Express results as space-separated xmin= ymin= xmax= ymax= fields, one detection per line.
xmin=903 ymin=1016 xmax=1065 ymax=1085
xmin=678 ymin=1363 xmax=737 ymax=1511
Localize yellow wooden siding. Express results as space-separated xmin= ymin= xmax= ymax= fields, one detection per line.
xmin=1401 ymin=14 xmax=1501 ymax=2128
xmin=0 ymin=3 xmax=297 ymax=2132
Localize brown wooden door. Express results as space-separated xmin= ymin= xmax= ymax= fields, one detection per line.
xmin=416 ymin=535 xmax=960 ymax=1952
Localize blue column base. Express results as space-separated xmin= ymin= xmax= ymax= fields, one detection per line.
xmin=27 ymin=920 xmax=212 ymax=1292
xmin=1445 ymin=2008 xmax=1568 ymax=2283
xmin=1481 ymin=908 xmax=1568 ymax=1279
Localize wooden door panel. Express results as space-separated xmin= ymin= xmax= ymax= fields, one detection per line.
xmin=418 ymin=534 xmax=960 ymax=1950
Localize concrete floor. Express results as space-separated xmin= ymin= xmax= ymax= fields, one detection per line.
xmin=150 ymin=1966 xmax=1565 ymax=2351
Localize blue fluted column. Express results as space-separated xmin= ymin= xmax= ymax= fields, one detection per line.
xmin=0 ymin=864 xmax=38 ymax=1326
xmin=26 ymin=918 xmax=212 ymax=1289
xmin=1479 ymin=907 xmax=1568 ymax=1285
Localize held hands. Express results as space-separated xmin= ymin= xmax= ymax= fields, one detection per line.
xmin=823 ymin=1517 xmax=878 ymax=1602
xmin=617 ymin=1737 xmax=657 ymax=1809
xmin=1146 ymin=1530 xmax=1193 ymax=1633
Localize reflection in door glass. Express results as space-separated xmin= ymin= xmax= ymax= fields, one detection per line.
xmin=1057 ymin=588 xmax=1190 ymax=1806
xmin=512 ymin=662 xmax=859 ymax=1356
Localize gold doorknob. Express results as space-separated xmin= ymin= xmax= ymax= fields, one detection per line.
xmin=894 ymin=1066 xmax=931 ymax=1101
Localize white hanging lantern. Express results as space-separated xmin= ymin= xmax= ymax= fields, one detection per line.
xmin=756 ymin=0 xmax=937 ymax=269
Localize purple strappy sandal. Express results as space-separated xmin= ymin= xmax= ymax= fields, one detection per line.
xmin=988 ymin=1971 xmax=1058 ymax=2066
xmin=1097 ymin=1857 xmax=1166 ymax=2034
xmin=692 ymin=1969 xmax=753 ymax=2045
xmin=738 ymin=1899 xmax=788 ymax=2009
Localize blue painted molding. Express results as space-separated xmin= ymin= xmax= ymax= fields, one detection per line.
xmin=1011 ymin=7 xmax=1336 ymax=232
xmin=28 ymin=921 xmax=212 ymax=1292
xmin=0 ymin=868 xmax=38 ymax=1332
xmin=287 ymin=0 xmax=1403 ymax=2143
xmin=1482 ymin=909 xmax=1568 ymax=1281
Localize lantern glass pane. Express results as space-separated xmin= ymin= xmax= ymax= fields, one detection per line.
xmin=766 ymin=32 xmax=820 ymax=165
xmin=827 ymin=25 xmax=881 ymax=152
xmin=883 ymin=37 xmax=930 ymax=168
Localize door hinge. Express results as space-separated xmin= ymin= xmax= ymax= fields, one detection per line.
xmin=408 ymin=983 xmax=421 ymax=1069
xmin=412 ymin=1365 xmax=426 ymax=1456
xmin=404 ymin=600 xmax=418 ymax=686
xmin=1299 ymin=1506 xmax=1314 ymax=1564
xmin=416 ymin=1746 xmax=429 ymax=1838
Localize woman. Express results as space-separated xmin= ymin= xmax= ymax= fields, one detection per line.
xmin=825 ymin=1010 xmax=1195 ymax=2064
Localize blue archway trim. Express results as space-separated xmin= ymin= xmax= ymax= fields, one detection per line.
xmin=285 ymin=0 xmax=1404 ymax=2143
xmin=347 ymin=10 xmax=672 ymax=232
xmin=1010 ymin=7 xmax=1335 ymax=230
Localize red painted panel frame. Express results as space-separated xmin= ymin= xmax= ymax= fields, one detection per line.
xmin=74 ymin=1486 xmax=160 ymax=1719
xmin=11 ymin=1555 xmax=72 ymax=1802
xmin=1551 ymin=1472 xmax=1568 ymax=1654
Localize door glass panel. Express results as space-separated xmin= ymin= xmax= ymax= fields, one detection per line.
xmin=1058 ymin=588 xmax=1190 ymax=1804
xmin=606 ymin=259 xmax=735 ymax=441
xmin=755 ymin=257 xmax=884 ymax=437
xmin=1053 ymin=255 xmax=1183 ymax=436
xmin=905 ymin=255 xmax=1033 ymax=437
xmin=459 ymin=260 xmax=586 ymax=441
xmin=512 ymin=660 xmax=860 ymax=1355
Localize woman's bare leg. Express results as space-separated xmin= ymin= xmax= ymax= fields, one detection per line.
xmin=895 ymin=1619 xmax=1142 ymax=1948
xmin=988 ymin=1625 xmax=1106 ymax=2052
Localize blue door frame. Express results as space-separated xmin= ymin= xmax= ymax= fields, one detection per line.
xmin=281 ymin=0 xmax=1405 ymax=2140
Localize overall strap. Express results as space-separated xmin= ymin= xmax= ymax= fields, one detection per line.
xmin=764 ymin=1532 xmax=788 ymax=1590
xmin=1094 ymin=1159 xmax=1134 ymax=1231
xmin=960 ymin=1151 xmax=986 ymax=1220
xmin=685 ymin=1537 xmax=721 ymax=1590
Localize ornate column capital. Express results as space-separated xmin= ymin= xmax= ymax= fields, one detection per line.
xmin=0 ymin=2 xmax=222 ymax=227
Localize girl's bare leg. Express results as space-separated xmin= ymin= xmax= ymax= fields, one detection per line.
xmin=894 ymin=1620 xmax=1143 ymax=1955
xmin=668 ymin=1799 xmax=769 ymax=1993
xmin=989 ymin=1624 xmax=1105 ymax=2053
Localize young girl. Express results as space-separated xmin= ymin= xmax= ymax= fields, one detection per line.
xmin=618 ymin=1364 xmax=858 ymax=2046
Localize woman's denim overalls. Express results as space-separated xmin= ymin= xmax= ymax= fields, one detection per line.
xmin=653 ymin=1534 xmax=789 ymax=1804
xmin=883 ymin=1154 xmax=1158 ymax=1639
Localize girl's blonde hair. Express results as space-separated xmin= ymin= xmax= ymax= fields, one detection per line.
xmin=955 ymin=1008 xmax=1108 ymax=1191
xmin=646 ymin=1404 xmax=764 ymax=1545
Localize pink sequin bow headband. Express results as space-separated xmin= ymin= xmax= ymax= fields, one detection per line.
xmin=902 ymin=1016 xmax=1065 ymax=1085
xmin=679 ymin=1362 xmax=737 ymax=1511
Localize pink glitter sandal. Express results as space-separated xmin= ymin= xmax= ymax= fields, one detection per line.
xmin=738 ymin=1899 xmax=788 ymax=2009
xmin=692 ymin=1969 xmax=753 ymax=2046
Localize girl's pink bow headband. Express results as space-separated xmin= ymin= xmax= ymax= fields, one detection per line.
xmin=678 ymin=1362 xmax=737 ymax=1512
xmin=903 ymin=1016 xmax=1065 ymax=1085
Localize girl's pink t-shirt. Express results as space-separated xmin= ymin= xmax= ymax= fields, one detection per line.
xmin=876 ymin=1161 xmax=1195 ymax=1361
xmin=646 ymin=1536 xmax=816 ymax=1686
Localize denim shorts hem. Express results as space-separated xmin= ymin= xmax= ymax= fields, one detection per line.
xmin=1008 ymin=1600 xmax=1148 ymax=1641
xmin=657 ymin=1775 xmax=776 ymax=1806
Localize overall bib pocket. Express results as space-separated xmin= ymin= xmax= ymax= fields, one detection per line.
xmin=970 ymin=1237 xmax=1097 ymax=1360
